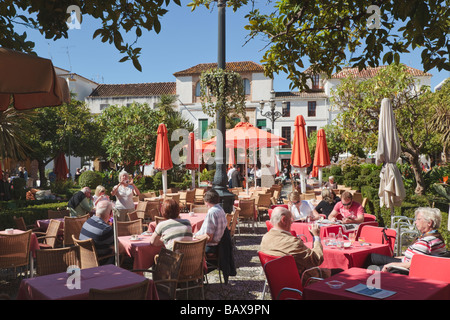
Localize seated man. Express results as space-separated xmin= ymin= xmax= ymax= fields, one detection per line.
xmin=323 ymin=176 xmax=337 ymax=189
xmin=260 ymin=206 xmax=340 ymax=283
xmin=194 ymin=189 xmax=227 ymax=254
xmin=68 ymin=187 xmax=94 ymax=217
xmin=328 ymin=191 xmax=364 ymax=224
xmin=79 ymin=200 xmax=115 ymax=265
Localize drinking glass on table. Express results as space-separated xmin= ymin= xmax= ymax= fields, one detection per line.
xmin=358 ymin=237 xmax=366 ymax=246
xmin=328 ymin=233 xmax=336 ymax=246
xmin=349 ymin=232 xmax=356 ymax=244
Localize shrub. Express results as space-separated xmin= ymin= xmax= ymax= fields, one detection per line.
xmin=78 ymin=171 xmax=103 ymax=190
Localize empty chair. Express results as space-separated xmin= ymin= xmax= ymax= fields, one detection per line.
xmin=117 ymin=220 xmax=143 ymax=237
xmin=72 ymin=235 xmax=115 ymax=269
xmin=36 ymin=246 xmax=81 ymax=276
xmin=261 ymin=254 xmax=303 ymax=300
xmin=258 ymin=251 xmax=279 ymax=299
xmin=36 ymin=219 xmax=61 ymax=249
xmin=63 ymin=214 xmax=89 ymax=247
xmin=128 ymin=201 xmax=149 ymax=221
xmin=181 ymin=189 xmax=196 ymax=212
xmin=89 ymin=279 xmax=150 ymax=300
xmin=255 ymin=193 xmax=272 ymax=221
xmin=236 ymin=199 xmax=256 ymax=234
xmin=409 ymin=254 xmax=450 ymax=283
xmin=13 ymin=216 xmax=41 ymax=233
xmin=0 ymin=230 xmax=32 ymax=278
xmin=194 ymin=188 xmax=205 ymax=204
xmin=132 ymin=247 xmax=184 ymax=300
xmin=173 ymin=238 xmax=207 ymax=299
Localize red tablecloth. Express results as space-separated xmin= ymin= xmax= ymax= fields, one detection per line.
xmin=118 ymin=234 xmax=163 ymax=271
xmin=291 ymin=222 xmax=366 ymax=242
xmin=16 ymin=265 xmax=159 ymax=300
xmin=303 ymin=267 xmax=450 ymax=300
xmin=305 ymin=240 xmax=392 ymax=270
xmin=147 ymin=213 xmax=207 ymax=233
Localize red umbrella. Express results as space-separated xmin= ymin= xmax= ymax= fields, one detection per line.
xmin=54 ymin=152 xmax=69 ymax=181
xmin=312 ymin=129 xmax=331 ymax=186
xmin=290 ymin=115 xmax=311 ymax=192
xmin=0 ymin=48 xmax=70 ymax=111
xmin=155 ymin=123 xmax=172 ymax=194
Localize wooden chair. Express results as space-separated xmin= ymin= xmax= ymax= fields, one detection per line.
xmin=146 ymin=199 xmax=161 ymax=220
xmin=117 ymin=220 xmax=143 ymax=237
xmin=13 ymin=216 xmax=42 ymax=234
xmin=300 ymin=193 xmax=316 ymax=200
xmin=173 ymin=238 xmax=207 ymax=300
xmin=192 ymin=205 xmax=208 ymax=214
xmin=128 ymin=201 xmax=148 ymax=221
xmin=89 ymin=279 xmax=150 ymax=300
xmin=255 ymin=193 xmax=272 ymax=221
xmin=180 ymin=189 xmax=195 ymax=212
xmin=132 ymin=247 xmax=184 ymax=300
xmin=72 ymin=235 xmax=115 ymax=269
xmin=63 ymin=214 xmax=89 ymax=247
xmin=37 ymin=219 xmax=61 ymax=249
xmin=194 ymin=188 xmax=205 ymax=204
xmin=271 ymin=189 xmax=281 ymax=205
xmin=164 ymin=193 xmax=180 ymax=205
xmin=140 ymin=191 xmax=157 ymax=201
xmin=361 ymin=197 xmax=368 ymax=209
xmin=36 ymin=246 xmax=81 ymax=276
xmin=226 ymin=211 xmax=239 ymax=242
xmin=352 ymin=192 xmax=363 ymax=205
xmin=155 ymin=216 xmax=167 ymax=225
xmin=0 ymin=230 xmax=32 ymax=278
xmin=236 ymin=199 xmax=256 ymax=234
xmin=47 ymin=209 xmax=70 ymax=219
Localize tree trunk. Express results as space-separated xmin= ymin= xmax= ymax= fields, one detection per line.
xmin=407 ymin=153 xmax=425 ymax=195
xmin=38 ymin=161 xmax=47 ymax=188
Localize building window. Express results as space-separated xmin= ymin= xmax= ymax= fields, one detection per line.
xmin=198 ymin=119 xmax=208 ymax=139
xmin=307 ymin=126 xmax=317 ymax=138
xmin=243 ymin=78 xmax=251 ymax=95
xmin=308 ymin=101 xmax=316 ymax=117
xmin=312 ymin=74 xmax=320 ymax=90
xmin=281 ymin=127 xmax=291 ymax=149
xmin=100 ymin=104 xmax=109 ymax=110
xmin=195 ymin=82 xmax=201 ymax=97
xmin=282 ymin=101 xmax=290 ymax=117
xmin=256 ymin=119 xmax=266 ymax=130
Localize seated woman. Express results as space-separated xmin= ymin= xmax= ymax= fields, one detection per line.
xmin=150 ymin=199 xmax=193 ymax=251
xmin=288 ymin=191 xmax=320 ymax=221
xmin=366 ymin=207 xmax=446 ymax=273
xmin=313 ymin=188 xmax=340 ymax=219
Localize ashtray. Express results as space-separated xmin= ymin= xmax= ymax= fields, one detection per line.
xmin=343 ymin=242 xmax=352 ymax=248
xmin=326 ymin=280 xmax=345 ymax=289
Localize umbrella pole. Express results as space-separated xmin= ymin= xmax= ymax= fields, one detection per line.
xmin=318 ymin=168 xmax=323 ymax=188
xmin=191 ymin=169 xmax=196 ymax=190
xmin=300 ymin=169 xmax=307 ymax=193
xmin=162 ymin=170 xmax=168 ymax=194
xmin=113 ymin=208 xmax=120 ymax=267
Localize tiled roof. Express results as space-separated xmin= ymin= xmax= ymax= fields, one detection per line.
xmin=275 ymin=91 xmax=328 ymax=99
xmin=331 ymin=64 xmax=432 ymax=79
xmin=173 ymin=61 xmax=265 ymax=76
xmin=88 ymin=82 xmax=176 ymax=97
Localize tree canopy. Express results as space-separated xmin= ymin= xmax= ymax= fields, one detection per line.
xmin=190 ymin=0 xmax=449 ymax=90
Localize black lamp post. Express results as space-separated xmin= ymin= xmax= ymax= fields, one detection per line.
xmin=259 ymin=89 xmax=286 ymax=132
xmin=212 ymin=0 xmax=234 ymax=213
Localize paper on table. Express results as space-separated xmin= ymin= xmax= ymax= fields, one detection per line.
xmin=346 ymin=283 xmax=396 ymax=299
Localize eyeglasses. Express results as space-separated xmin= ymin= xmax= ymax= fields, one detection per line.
xmin=292 ymin=201 xmax=301 ymax=204
xmin=342 ymin=201 xmax=352 ymax=207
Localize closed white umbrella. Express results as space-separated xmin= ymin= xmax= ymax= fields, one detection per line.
xmin=375 ymin=98 xmax=406 ymax=228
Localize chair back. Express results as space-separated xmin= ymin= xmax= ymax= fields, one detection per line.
xmin=194 ymin=188 xmax=205 ymax=204
xmin=134 ymin=201 xmax=149 ymax=220
xmin=192 ymin=205 xmax=208 ymax=213
xmin=13 ymin=216 xmax=27 ymax=231
xmin=36 ymin=246 xmax=81 ymax=276
xmin=63 ymin=214 xmax=89 ymax=247
xmin=357 ymin=225 xmax=396 ymax=254
xmin=185 ymin=190 xmax=195 ymax=204
xmin=117 ymin=220 xmax=143 ymax=237
xmin=152 ymin=247 xmax=184 ymax=300
xmin=48 ymin=209 xmax=70 ymax=219
xmin=363 ymin=213 xmax=377 ymax=222
xmin=0 ymin=230 xmax=32 ymax=270
xmin=173 ymin=238 xmax=207 ymax=283
xmin=261 ymin=253 xmax=303 ymax=300
xmin=127 ymin=210 xmax=139 ymax=222
xmin=238 ymin=199 xmax=255 ymax=219
xmin=146 ymin=200 xmax=161 ymax=219
xmin=226 ymin=211 xmax=239 ymax=239
xmin=164 ymin=193 xmax=180 ymax=205
xmin=352 ymin=192 xmax=363 ymax=204
xmin=300 ymin=193 xmax=316 ymax=200
xmin=44 ymin=219 xmax=62 ymax=248
xmin=89 ymin=279 xmax=150 ymax=300
xmin=409 ymin=254 xmax=450 ymax=283
xmin=72 ymin=235 xmax=100 ymax=269
xmin=256 ymin=193 xmax=272 ymax=208
xmin=140 ymin=191 xmax=156 ymax=201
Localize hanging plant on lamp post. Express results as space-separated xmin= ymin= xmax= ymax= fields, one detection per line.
xmin=199 ymin=67 xmax=246 ymax=119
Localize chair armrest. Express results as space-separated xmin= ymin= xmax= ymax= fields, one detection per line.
xmin=276 ymin=287 xmax=303 ymax=300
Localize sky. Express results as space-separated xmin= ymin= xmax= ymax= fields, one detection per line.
xmin=16 ymin=3 xmax=449 ymax=92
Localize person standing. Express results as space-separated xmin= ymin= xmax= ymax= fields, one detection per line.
xmin=110 ymin=171 xmax=140 ymax=221
xmin=67 ymin=187 xmax=94 ymax=217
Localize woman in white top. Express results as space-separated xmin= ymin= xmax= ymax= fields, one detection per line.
xmin=288 ymin=191 xmax=320 ymax=221
xmin=111 ymin=171 xmax=140 ymax=221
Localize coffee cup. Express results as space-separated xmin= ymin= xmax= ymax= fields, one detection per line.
xmin=5 ymin=228 xmax=14 ymax=234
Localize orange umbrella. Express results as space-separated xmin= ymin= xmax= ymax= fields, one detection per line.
xmin=290 ymin=115 xmax=311 ymax=192
xmin=155 ymin=123 xmax=172 ymax=194
xmin=312 ymin=129 xmax=331 ymax=186
xmin=0 ymin=48 xmax=70 ymax=111
xmin=54 ymin=152 xmax=69 ymax=181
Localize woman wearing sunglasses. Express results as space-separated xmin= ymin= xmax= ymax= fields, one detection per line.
xmin=328 ymin=191 xmax=364 ymax=224
xmin=288 ymin=191 xmax=321 ymax=222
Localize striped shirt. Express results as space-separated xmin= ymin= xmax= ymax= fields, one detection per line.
xmin=403 ymin=233 xmax=446 ymax=263
xmin=79 ymin=216 xmax=114 ymax=257
xmin=155 ymin=218 xmax=193 ymax=250
xmin=194 ymin=204 xmax=227 ymax=246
